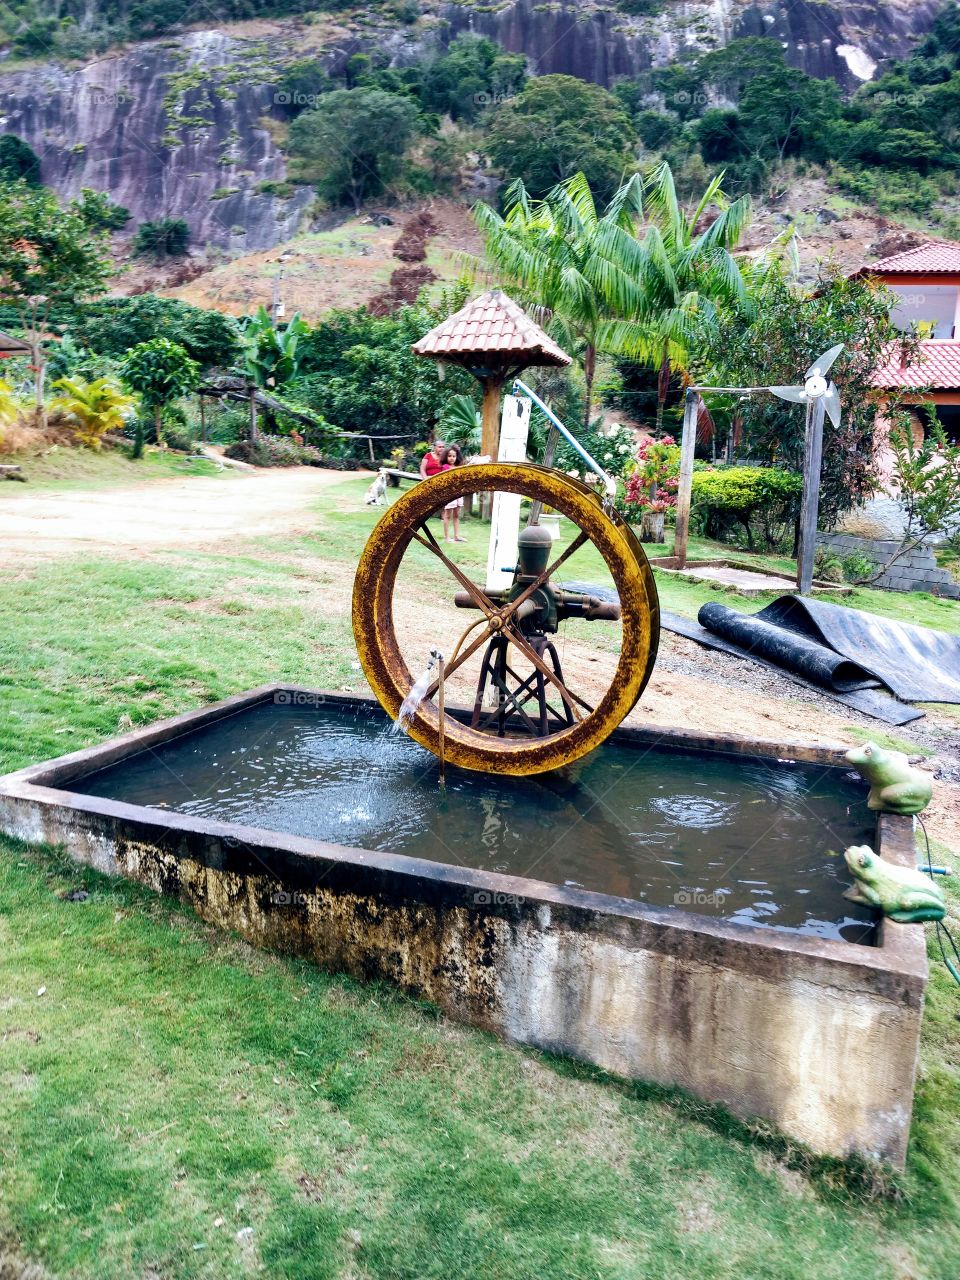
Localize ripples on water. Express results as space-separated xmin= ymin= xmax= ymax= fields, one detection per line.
xmin=76 ymin=701 xmax=878 ymax=944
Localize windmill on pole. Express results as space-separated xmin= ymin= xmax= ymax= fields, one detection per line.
xmin=677 ymin=344 xmax=844 ymax=594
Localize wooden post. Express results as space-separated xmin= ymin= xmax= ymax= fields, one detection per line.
xmin=198 ymin=394 xmax=207 ymax=443
xmin=248 ymin=386 xmax=258 ymax=443
xmin=673 ymin=389 xmax=699 ymax=568
xmin=479 ymin=376 xmax=504 ymax=460
xmin=796 ymin=397 xmax=825 ymax=594
xmin=527 ymin=424 xmax=559 ymax=527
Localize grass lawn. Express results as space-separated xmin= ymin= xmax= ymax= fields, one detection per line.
xmin=1 ymin=469 xmax=960 ymax=1277
xmin=1 ymin=446 xmax=226 ymax=493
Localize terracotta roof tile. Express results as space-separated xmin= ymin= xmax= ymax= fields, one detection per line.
xmin=856 ymin=239 xmax=960 ymax=276
xmin=873 ymin=339 xmax=960 ymax=390
xmin=411 ymin=289 xmax=571 ymax=367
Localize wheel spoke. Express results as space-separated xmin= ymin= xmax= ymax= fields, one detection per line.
xmin=500 ymin=530 xmax=591 ymax=623
xmin=503 ymin=622 xmax=593 ymax=719
xmin=423 ymin=626 xmax=492 ymax=701
xmin=411 ymin=523 xmax=497 ymax=618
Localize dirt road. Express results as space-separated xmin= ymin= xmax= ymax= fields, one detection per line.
xmin=0 ymin=466 xmax=353 ymax=561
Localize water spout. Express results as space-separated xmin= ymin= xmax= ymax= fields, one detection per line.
xmin=395 ymin=647 xmax=444 ymax=734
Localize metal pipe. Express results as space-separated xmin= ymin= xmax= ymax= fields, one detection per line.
xmin=512 ymin=378 xmax=617 ymax=500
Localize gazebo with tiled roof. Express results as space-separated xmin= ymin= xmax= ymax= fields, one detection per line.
xmin=412 ymin=289 xmax=570 ymax=458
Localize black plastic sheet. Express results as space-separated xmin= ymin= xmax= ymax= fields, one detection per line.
xmin=699 ymin=595 xmax=960 ymax=703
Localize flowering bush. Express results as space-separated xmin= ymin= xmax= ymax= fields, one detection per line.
xmin=624 ymin=435 xmax=680 ymax=514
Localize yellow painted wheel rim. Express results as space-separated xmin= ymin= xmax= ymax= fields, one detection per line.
xmin=352 ymin=463 xmax=660 ymax=776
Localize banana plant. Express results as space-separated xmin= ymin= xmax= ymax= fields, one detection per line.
xmin=235 ymin=306 xmax=311 ymax=442
xmin=238 ymin=305 xmax=310 ymax=390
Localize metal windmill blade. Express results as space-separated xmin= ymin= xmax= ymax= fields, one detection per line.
xmin=767 ymin=343 xmax=844 ymax=427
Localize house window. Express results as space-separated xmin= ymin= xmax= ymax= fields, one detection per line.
xmin=888 ymin=284 xmax=959 ymax=339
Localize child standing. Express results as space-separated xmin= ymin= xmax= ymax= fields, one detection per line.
xmin=440 ymin=444 xmax=466 ymax=543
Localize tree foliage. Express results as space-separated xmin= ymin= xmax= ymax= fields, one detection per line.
xmin=696 ymin=266 xmax=920 ymax=528
xmin=0 ymin=134 xmax=41 ymax=185
xmin=486 ymin=75 xmax=637 ymax=202
xmin=71 ymin=295 xmax=239 ymax=370
xmin=133 ymin=218 xmax=190 ymax=261
xmin=238 ymin=305 xmax=309 ymax=388
xmin=0 ymin=182 xmax=111 ymax=417
xmin=50 ymin=375 xmax=135 ymax=449
xmin=119 ymin=337 xmax=200 ymax=449
xmin=293 ymin=288 xmax=474 ymax=440
xmin=288 ymin=88 xmax=421 ymax=212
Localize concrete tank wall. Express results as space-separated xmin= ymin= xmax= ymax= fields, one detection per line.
xmin=0 ymin=687 xmax=927 ymax=1167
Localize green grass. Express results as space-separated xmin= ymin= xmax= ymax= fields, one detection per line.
xmin=2 ymin=835 xmax=959 ymax=1279
xmin=1 ymin=469 xmax=960 ymax=1277
xmin=1 ymin=445 xmax=227 ymax=493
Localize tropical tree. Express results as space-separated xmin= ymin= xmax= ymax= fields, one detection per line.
xmin=119 ymin=338 xmax=199 ymax=456
xmin=50 ymin=376 xmax=135 ymax=450
xmin=474 ymin=172 xmax=645 ymax=426
xmin=288 ymin=88 xmax=421 ymax=213
xmin=600 ymin=161 xmax=752 ymax=429
xmin=133 ymin=218 xmax=190 ymax=261
xmin=486 ymin=76 xmax=637 ymax=202
xmin=0 ymin=378 xmax=20 ymax=445
xmin=0 ymin=182 xmax=111 ymax=425
xmin=237 ymin=305 xmax=311 ymax=441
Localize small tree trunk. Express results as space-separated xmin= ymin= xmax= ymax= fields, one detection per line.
xmin=154 ymin=402 xmax=163 ymax=447
xmin=248 ymin=387 xmax=258 ymax=442
xmin=32 ymin=341 xmax=46 ymax=430
xmin=583 ymin=345 xmax=596 ymax=429
xmin=656 ymin=346 xmax=670 ymax=435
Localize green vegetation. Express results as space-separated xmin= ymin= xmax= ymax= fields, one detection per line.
xmin=0 ymin=181 xmax=111 ymax=419
xmin=487 ymin=75 xmax=636 ymax=203
xmin=119 ymin=338 xmax=200 ymax=453
xmin=611 ymin=5 xmax=960 ymax=221
xmin=691 ymin=466 xmax=803 ymax=550
xmin=133 ymin=216 xmax=190 ymax=261
xmin=0 ymin=132 xmax=41 ymax=185
xmin=0 ymin=475 xmax=958 ymax=1277
xmin=48 ymin=374 xmax=134 ymax=449
xmin=696 ymin=265 xmax=919 ymax=533
xmin=289 ymin=87 xmax=421 ymax=213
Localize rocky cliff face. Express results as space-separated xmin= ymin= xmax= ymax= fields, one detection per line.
xmin=438 ymin=0 xmax=941 ymax=90
xmin=0 ymin=31 xmax=312 ymax=251
xmin=0 ymin=0 xmax=941 ymax=253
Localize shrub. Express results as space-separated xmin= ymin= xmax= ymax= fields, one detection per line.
xmin=224 ymin=434 xmax=326 ymax=467
xmin=133 ymin=218 xmax=190 ymax=261
xmin=49 ymin=376 xmax=135 ymax=450
xmin=691 ymin=465 xmax=802 ymax=550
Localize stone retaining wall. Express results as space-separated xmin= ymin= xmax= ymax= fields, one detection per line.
xmin=817 ymin=532 xmax=960 ymax=599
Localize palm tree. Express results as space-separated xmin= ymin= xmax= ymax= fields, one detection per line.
xmin=50 ymin=375 xmax=135 ymax=450
xmin=599 ymin=162 xmax=753 ymax=430
xmin=474 ymin=172 xmax=645 ymax=427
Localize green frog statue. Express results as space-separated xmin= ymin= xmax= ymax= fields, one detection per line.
xmin=843 ymin=845 xmax=945 ymax=923
xmin=844 ymin=742 xmax=933 ymax=815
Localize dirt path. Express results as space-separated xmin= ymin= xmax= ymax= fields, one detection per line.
xmin=0 ymin=466 xmax=356 ymax=562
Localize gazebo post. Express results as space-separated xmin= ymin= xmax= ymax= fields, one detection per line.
xmin=479 ymin=374 xmax=505 ymax=460
xmin=411 ymin=289 xmax=571 ymax=466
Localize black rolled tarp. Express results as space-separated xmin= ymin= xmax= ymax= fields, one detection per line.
xmin=697 ymin=595 xmax=960 ymax=703
xmin=697 ymin=603 xmax=881 ymax=692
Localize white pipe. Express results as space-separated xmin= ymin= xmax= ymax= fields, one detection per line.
xmin=512 ymin=378 xmax=618 ymax=500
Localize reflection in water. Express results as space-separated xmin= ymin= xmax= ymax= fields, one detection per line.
xmin=75 ymin=702 xmax=878 ymax=945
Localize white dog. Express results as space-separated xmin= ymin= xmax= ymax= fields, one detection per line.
xmin=365 ymin=468 xmax=388 ymax=506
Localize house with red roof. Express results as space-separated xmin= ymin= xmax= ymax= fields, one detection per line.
xmin=855 ymin=239 xmax=960 ymax=437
